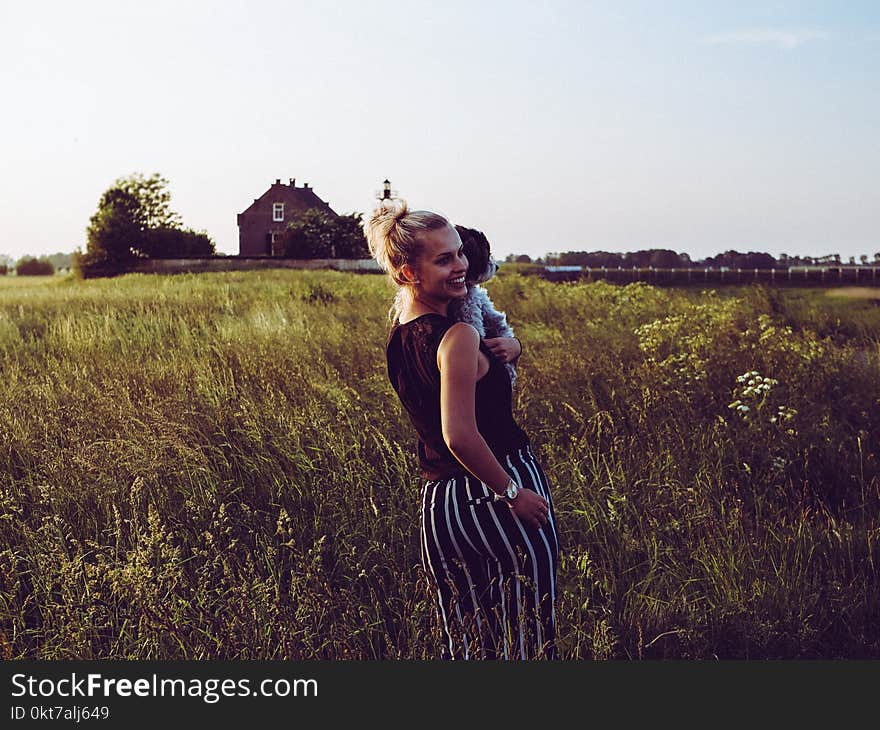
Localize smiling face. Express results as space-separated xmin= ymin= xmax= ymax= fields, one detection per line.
xmin=402 ymin=224 xmax=469 ymax=312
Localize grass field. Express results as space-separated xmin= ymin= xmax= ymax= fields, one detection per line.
xmin=1 ymin=270 xmax=878 ymax=659
xmin=823 ymin=287 xmax=880 ymax=300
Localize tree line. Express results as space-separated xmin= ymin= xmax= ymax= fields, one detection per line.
xmin=508 ymin=249 xmax=880 ymax=269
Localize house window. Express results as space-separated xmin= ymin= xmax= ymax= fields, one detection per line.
xmin=273 ymin=203 xmax=284 ymax=222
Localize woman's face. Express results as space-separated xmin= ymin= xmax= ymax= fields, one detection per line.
xmin=407 ymin=225 xmax=469 ymax=303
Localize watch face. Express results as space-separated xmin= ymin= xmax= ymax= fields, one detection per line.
xmin=506 ymin=482 xmax=519 ymax=500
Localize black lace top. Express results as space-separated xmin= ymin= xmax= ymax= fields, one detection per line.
xmin=385 ymin=313 xmax=529 ymax=480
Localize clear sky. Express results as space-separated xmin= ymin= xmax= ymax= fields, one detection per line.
xmin=1 ymin=0 xmax=878 ymax=263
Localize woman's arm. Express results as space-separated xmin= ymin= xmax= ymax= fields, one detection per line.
xmin=438 ymin=323 xmax=547 ymax=527
xmin=438 ymin=323 xmax=512 ymax=490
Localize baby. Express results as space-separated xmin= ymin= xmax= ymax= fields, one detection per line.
xmin=448 ymin=225 xmax=518 ymax=387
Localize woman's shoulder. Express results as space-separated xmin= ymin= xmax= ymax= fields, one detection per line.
xmin=436 ymin=321 xmax=481 ymax=364
xmin=437 ymin=320 xmax=480 ymax=347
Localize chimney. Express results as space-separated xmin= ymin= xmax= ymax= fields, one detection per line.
xmin=304 ymin=182 xmax=310 ymax=189
xmin=275 ymin=178 xmax=281 ymax=185
xmin=289 ymin=178 xmax=295 ymax=186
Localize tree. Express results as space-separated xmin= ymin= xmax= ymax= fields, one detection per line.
xmin=114 ymin=173 xmax=182 ymax=230
xmin=699 ymin=249 xmax=777 ymax=269
xmin=647 ymin=249 xmax=682 ymax=268
xmin=75 ymin=187 xmax=142 ymax=276
xmin=331 ymin=214 xmax=368 ymax=258
xmin=557 ymin=250 xmax=589 ymax=266
xmin=44 ymin=252 xmax=72 ymax=271
xmin=623 ymin=250 xmax=655 ymax=268
xmin=741 ymin=252 xmax=776 ymax=269
xmin=16 ymin=256 xmax=55 ymax=276
xmin=75 ymin=173 xmax=214 ymax=277
xmin=280 ymin=210 xmax=368 ymax=258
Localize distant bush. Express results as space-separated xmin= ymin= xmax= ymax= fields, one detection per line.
xmin=16 ymin=256 xmax=55 ymax=276
xmin=139 ymin=227 xmax=215 ymax=257
xmin=0 ymin=263 xmax=7 ymax=275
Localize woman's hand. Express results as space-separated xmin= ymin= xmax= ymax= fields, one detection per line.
xmin=509 ymin=488 xmax=549 ymax=529
xmin=483 ymin=337 xmax=522 ymax=364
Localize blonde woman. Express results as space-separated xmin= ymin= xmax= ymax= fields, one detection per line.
xmin=365 ymin=199 xmax=559 ymax=660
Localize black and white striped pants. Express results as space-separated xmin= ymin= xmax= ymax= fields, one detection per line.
xmin=420 ymin=445 xmax=560 ymax=660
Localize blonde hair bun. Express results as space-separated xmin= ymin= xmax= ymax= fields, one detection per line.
xmin=365 ymin=198 xmax=410 ymax=250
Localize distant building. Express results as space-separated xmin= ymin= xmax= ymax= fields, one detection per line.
xmin=237 ymin=178 xmax=337 ymax=256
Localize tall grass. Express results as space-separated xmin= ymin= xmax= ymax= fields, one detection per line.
xmin=0 ymin=270 xmax=877 ymax=659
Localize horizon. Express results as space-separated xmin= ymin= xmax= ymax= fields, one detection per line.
xmin=1 ymin=1 xmax=878 ymax=264
xmin=3 ymin=245 xmax=875 ymax=268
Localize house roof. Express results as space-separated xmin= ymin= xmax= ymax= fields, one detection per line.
xmin=238 ymin=178 xmax=337 ymax=216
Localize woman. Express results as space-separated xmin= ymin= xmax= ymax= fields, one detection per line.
xmin=365 ymin=199 xmax=559 ymax=660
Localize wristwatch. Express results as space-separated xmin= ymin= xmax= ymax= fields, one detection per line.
xmin=493 ymin=478 xmax=520 ymax=503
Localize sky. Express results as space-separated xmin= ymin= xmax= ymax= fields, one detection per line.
xmin=1 ymin=0 xmax=878 ymax=263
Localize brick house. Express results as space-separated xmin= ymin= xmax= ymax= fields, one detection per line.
xmin=237 ymin=178 xmax=337 ymax=256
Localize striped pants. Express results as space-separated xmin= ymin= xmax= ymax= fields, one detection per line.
xmin=420 ymin=446 xmax=560 ymax=660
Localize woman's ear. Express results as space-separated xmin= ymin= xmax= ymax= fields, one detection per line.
xmin=401 ymin=264 xmax=420 ymax=285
